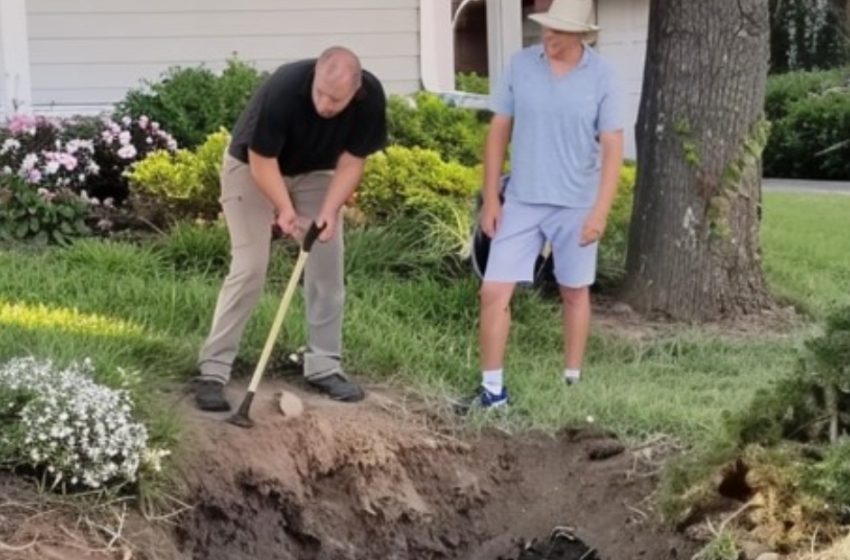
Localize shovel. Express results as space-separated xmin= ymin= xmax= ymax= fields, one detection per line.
xmin=227 ymin=220 xmax=324 ymax=429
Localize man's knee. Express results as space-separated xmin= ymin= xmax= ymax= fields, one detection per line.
xmin=227 ymin=251 xmax=270 ymax=293
xmin=480 ymin=282 xmax=514 ymax=310
xmin=560 ymin=285 xmax=589 ymax=307
xmin=313 ymin=284 xmax=345 ymax=310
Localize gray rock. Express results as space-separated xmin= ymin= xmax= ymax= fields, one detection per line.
xmin=740 ymin=540 xmax=770 ymax=560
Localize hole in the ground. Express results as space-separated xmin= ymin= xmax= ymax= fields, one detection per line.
xmin=718 ymin=458 xmax=753 ymax=501
xmin=514 ymin=528 xmax=599 ymax=560
xmin=175 ymin=386 xmax=697 ymax=560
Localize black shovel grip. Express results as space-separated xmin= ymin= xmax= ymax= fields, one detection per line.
xmin=302 ymin=221 xmax=326 ymax=252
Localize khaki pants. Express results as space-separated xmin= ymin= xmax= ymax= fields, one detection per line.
xmin=197 ymin=153 xmax=344 ymax=383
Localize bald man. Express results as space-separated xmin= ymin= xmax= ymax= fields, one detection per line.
xmin=193 ymin=47 xmax=387 ymax=411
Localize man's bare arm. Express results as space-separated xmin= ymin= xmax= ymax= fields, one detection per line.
xmin=580 ymin=130 xmax=624 ymax=246
xmin=248 ymin=150 xmax=294 ymax=212
xmin=248 ymin=150 xmax=299 ymax=235
xmin=314 ymin=152 xmax=365 ymax=242
xmin=482 ymin=115 xmax=513 ymax=205
xmin=320 ymin=152 xmax=365 ymax=217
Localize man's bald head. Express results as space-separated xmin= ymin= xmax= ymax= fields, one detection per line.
xmin=317 ymin=46 xmax=362 ymax=91
xmin=311 ymin=47 xmax=363 ymax=118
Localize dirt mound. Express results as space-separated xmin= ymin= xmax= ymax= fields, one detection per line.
xmin=176 ymin=380 xmax=695 ymax=560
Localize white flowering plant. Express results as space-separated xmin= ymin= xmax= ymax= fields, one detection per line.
xmin=0 ymin=356 xmax=163 ymax=491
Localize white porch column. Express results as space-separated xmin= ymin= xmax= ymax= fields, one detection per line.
xmin=0 ymin=0 xmax=32 ymax=115
xmin=486 ymin=0 xmax=522 ymax=91
xmin=420 ymin=0 xmax=455 ymax=91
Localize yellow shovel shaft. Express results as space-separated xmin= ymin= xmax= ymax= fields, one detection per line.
xmin=246 ymin=249 xmax=309 ymax=394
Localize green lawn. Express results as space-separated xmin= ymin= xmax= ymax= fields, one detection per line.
xmin=0 ymin=192 xmax=846 ymax=451
xmin=761 ymin=192 xmax=850 ymax=317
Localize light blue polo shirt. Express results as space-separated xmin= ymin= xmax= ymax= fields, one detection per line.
xmin=491 ymin=44 xmax=625 ymax=208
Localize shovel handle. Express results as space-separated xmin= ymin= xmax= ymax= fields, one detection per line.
xmin=302 ymin=221 xmax=326 ymax=252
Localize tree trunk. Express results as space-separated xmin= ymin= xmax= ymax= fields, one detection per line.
xmin=622 ymin=0 xmax=772 ymax=321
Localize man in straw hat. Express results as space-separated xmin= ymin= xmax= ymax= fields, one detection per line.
xmin=460 ymin=0 xmax=624 ymax=411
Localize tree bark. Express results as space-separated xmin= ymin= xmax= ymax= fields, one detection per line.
xmin=622 ymin=0 xmax=773 ymax=321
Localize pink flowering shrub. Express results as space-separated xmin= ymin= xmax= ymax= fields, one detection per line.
xmin=87 ymin=114 xmax=178 ymax=204
xmin=0 ymin=113 xmax=177 ymax=206
xmin=0 ymin=113 xmax=178 ymax=244
xmin=0 ymin=114 xmax=98 ymax=193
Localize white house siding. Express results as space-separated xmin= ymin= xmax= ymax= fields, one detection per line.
xmin=0 ymin=6 xmax=6 ymax=116
xmin=595 ymin=0 xmax=650 ymax=159
xmin=26 ymin=0 xmax=422 ymax=112
xmin=1 ymin=0 xmax=33 ymax=114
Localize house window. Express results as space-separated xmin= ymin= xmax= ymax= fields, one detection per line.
xmin=454 ymin=0 xmax=549 ymax=76
xmin=524 ymin=0 xmax=553 ymax=46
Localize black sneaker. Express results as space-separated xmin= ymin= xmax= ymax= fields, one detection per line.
xmin=194 ymin=379 xmax=231 ymax=412
xmin=306 ymin=373 xmax=365 ymax=402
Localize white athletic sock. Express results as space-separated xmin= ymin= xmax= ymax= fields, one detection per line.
xmin=482 ymin=369 xmax=504 ymax=395
xmin=564 ymin=368 xmax=581 ymax=384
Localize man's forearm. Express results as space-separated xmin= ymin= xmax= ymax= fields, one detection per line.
xmin=248 ymin=150 xmax=293 ymax=212
xmin=320 ymin=153 xmax=364 ymax=216
xmin=593 ymin=132 xmax=624 ymax=216
xmin=483 ymin=116 xmax=512 ymax=204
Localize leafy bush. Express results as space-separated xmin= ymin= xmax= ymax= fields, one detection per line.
xmin=806 ymin=442 xmax=850 ymax=508
xmin=763 ymin=68 xmax=850 ymax=179
xmin=359 ymin=145 xmax=479 ymax=223
xmin=661 ymin=306 xmax=850 ymax=546
xmin=725 ymin=306 xmax=850 ymax=448
xmin=0 ymin=174 xmax=90 ymax=245
xmin=456 ymin=71 xmax=490 ymax=94
xmin=387 ymin=91 xmax=488 ymax=166
xmin=117 ymin=57 xmax=265 ymax=148
xmin=126 ymin=129 xmax=229 ymax=219
xmin=357 ymin=146 xmax=480 ymax=262
xmin=0 ymin=357 xmax=151 ymax=490
xmin=597 ymin=164 xmax=636 ymax=283
xmin=764 ymin=68 xmax=847 ymax=121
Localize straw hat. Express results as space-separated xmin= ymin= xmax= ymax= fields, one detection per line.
xmin=528 ymin=0 xmax=600 ymax=34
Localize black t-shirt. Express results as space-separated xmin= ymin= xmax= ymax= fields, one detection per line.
xmin=228 ymin=59 xmax=387 ymax=175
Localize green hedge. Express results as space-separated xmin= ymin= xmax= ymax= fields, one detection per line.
xmin=455 ymin=71 xmax=490 ymax=94
xmin=117 ymin=57 xmax=265 ymax=149
xmin=387 ymin=92 xmax=488 ymax=167
xmin=358 ymin=145 xmax=479 ymax=222
xmin=126 ymin=130 xmax=230 ymax=219
xmin=764 ymin=68 xmax=850 ymax=180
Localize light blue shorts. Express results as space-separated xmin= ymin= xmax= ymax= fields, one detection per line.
xmin=483 ymin=198 xmax=598 ymax=287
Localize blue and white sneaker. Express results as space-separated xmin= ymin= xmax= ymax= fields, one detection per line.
xmin=453 ymin=385 xmax=510 ymax=415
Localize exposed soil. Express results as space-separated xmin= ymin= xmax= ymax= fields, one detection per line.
xmin=1 ymin=378 xmax=698 ymax=560
xmin=0 ymin=473 xmax=182 ymax=560
xmin=175 ymin=379 xmax=695 ymax=560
